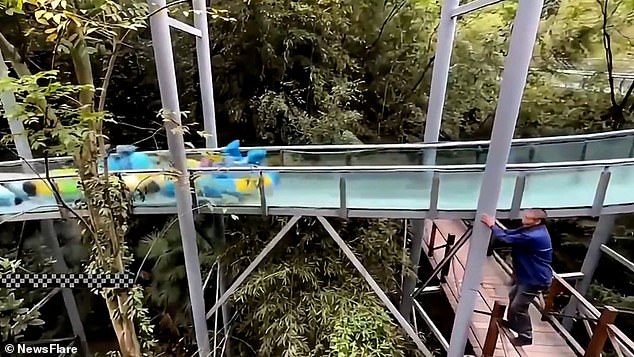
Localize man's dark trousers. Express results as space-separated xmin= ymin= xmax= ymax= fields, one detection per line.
xmin=507 ymin=284 xmax=547 ymax=341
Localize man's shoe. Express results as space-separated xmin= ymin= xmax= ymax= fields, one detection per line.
xmin=510 ymin=336 xmax=532 ymax=346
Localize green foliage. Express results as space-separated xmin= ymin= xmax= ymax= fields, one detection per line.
xmin=134 ymin=217 xmax=216 ymax=355
xmin=0 ymin=70 xmax=101 ymax=153
xmin=224 ymin=217 xmax=419 ymax=356
xmin=208 ymin=0 xmax=439 ymax=144
xmin=0 ymin=258 xmax=46 ymax=342
xmin=328 ymin=295 xmax=408 ymax=357
xmin=539 ymin=0 xmax=634 ymax=65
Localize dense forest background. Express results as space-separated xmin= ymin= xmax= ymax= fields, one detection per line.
xmin=0 ymin=0 xmax=633 ymax=356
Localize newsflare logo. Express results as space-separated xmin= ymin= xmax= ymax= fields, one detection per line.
xmin=4 ymin=342 xmax=78 ymax=355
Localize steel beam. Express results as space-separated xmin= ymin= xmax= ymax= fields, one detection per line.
xmin=413 ymin=299 xmax=449 ymax=351
xmin=192 ymin=0 xmax=219 ymax=147
xmin=562 ymin=214 xmax=616 ymax=329
xmin=190 ymin=1 xmax=225 ymax=351
xmin=210 ymin=214 xmax=231 ymax=355
xmin=6 ymin=204 xmax=634 ymax=223
xmin=452 ymin=0 xmax=506 ymax=18
xmin=601 ymin=244 xmax=634 ymax=273
xmin=578 ymin=215 xmax=617 ymax=296
xmin=147 ymin=1 xmax=211 ymax=354
xmin=447 ymin=0 xmax=544 ymax=355
xmin=317 ymin=216 xmax=432 ymax=356
xmin=423 ymin=0 xmax=459 ymax=148
xmin=205 ymin=216 xmax=301 ymax=319
xmin=400 ymin=219 xmax=424 ymax=321
xmin=0 ymin=51 xmax=32 ymax=166
xmin=167 ymin=17 xmax=203 ymax=37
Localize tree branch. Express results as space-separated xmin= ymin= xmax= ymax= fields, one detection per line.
xmin=98 ymin=30 xmax=131 ymax=113
xmin=598 ymin=0 xmax=617 ymax=107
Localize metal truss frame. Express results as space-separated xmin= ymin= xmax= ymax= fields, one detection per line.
xmin=204 ymin=215 xmax=433 ymax=356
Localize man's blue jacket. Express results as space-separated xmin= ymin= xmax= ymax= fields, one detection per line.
xmin=491 ymin=224 xmax=553 ymax=287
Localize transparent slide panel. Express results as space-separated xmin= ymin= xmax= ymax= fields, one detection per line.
xmin=281 ymin=151 xmax=349 ymax=166
xmin=191 ymin=170 xmax=264 ymax=208
xmin=584 ymin=136 xmax=634 ymax=160
xmin=604 ymin=163 xmax=634 ymax=206
xmin=265 ymin=171 xmax=341 ymax=209
xmin=433 ymin=147 xmax=479 ymax=165
xmin=521 ymin=167 xmax=603 ymax=209
xmin=345 ymin=170 xmax=431 ymax=210
xmin=349 ymin=149 xmax=421 ymax=166
xmin=507 ymin=145 xmax=533 ymax=164
xmin=435 ymin=171 xmax=518 ymax=211
xmin=531 ymin=142 xmax=586 ymax=162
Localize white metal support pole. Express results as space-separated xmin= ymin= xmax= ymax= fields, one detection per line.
xmin=562 ymin=214 xmax=616 ymax=329
xmin=0 ymin=51 xmax=33 ymax=164
xmin=402 ymin=0 xmax=460 ymax=321
xmin=192 ymin=0 xmax=218 ymax=147
xmin=577 ymin=215 xmax=616 ymax=295
xmin=147 ymin=1 xmax=211 ymax=355
xmin=400 ymin=219 xmax=423 ymax=321
xmin=446 ymin=0 xmax=543 ymax=355
xmin=191 ymin=1 xmax=230 ymax=352
xmin=423 ymin=0 xmax=459 ymax=149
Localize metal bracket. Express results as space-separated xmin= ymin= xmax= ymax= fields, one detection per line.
xmin=167 ymin=17 xmax=202 ymax=37
xmin=258 ymin=171 xmax=268 ymax=216
xmin=339 ymin=176 xmax=348 ymax=219
xmin=510 ymin=173 xmax=526 ymax=218
xmin=591 ymin=169 xmax=611 ymax=216
xmin=429 ymin=173 xmax=440 ymax=217
xmin=452 ymin=0 xmax=506 ymax=18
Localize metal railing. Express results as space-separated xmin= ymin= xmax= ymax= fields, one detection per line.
xmin=0 ymin=128 xmax=633 ymax=169
xmin=0 ymin=156 xmax=632 ymax=222
xmin=481 ymin=301 xmax=528 ymax=357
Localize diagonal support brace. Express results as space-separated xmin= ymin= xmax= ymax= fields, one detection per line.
xmin=317 ymin=216 xmax=433 ymax=357
xmin=205 ymin=215 xmax=301 ymax=319
xmin=167 ymin=17 xmax=202 ymax=37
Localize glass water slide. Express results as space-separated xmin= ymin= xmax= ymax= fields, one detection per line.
xmin=0 ymin=129 xmax=633 ymax=221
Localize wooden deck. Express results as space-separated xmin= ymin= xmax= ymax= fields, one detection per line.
xmin=421 ymin=219 xmax=576 ymax=357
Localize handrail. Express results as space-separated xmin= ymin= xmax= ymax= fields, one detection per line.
xmin=606 ymin=324 xmax=634 ymax=357
xmin=1 ymin=156 xmax=634 ymax=183
xmin=0 ymin=128 xmax=633 ymax=168
xmin=411 ymin=223 xmax=472 ymax=298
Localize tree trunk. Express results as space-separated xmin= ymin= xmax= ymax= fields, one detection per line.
xmin=70 ymin=28 xmax=141 ymax=357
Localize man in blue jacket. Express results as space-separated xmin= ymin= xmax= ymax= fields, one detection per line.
xmin=481 ymin=209 xmax=553 ymax=346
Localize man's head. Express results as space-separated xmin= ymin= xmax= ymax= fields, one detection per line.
xmin=521 ymin=209 xmax=547 ymax=227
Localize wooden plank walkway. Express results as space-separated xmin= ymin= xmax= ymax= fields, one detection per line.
xmin=421 ymin=219 xmax=576 ymax=357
